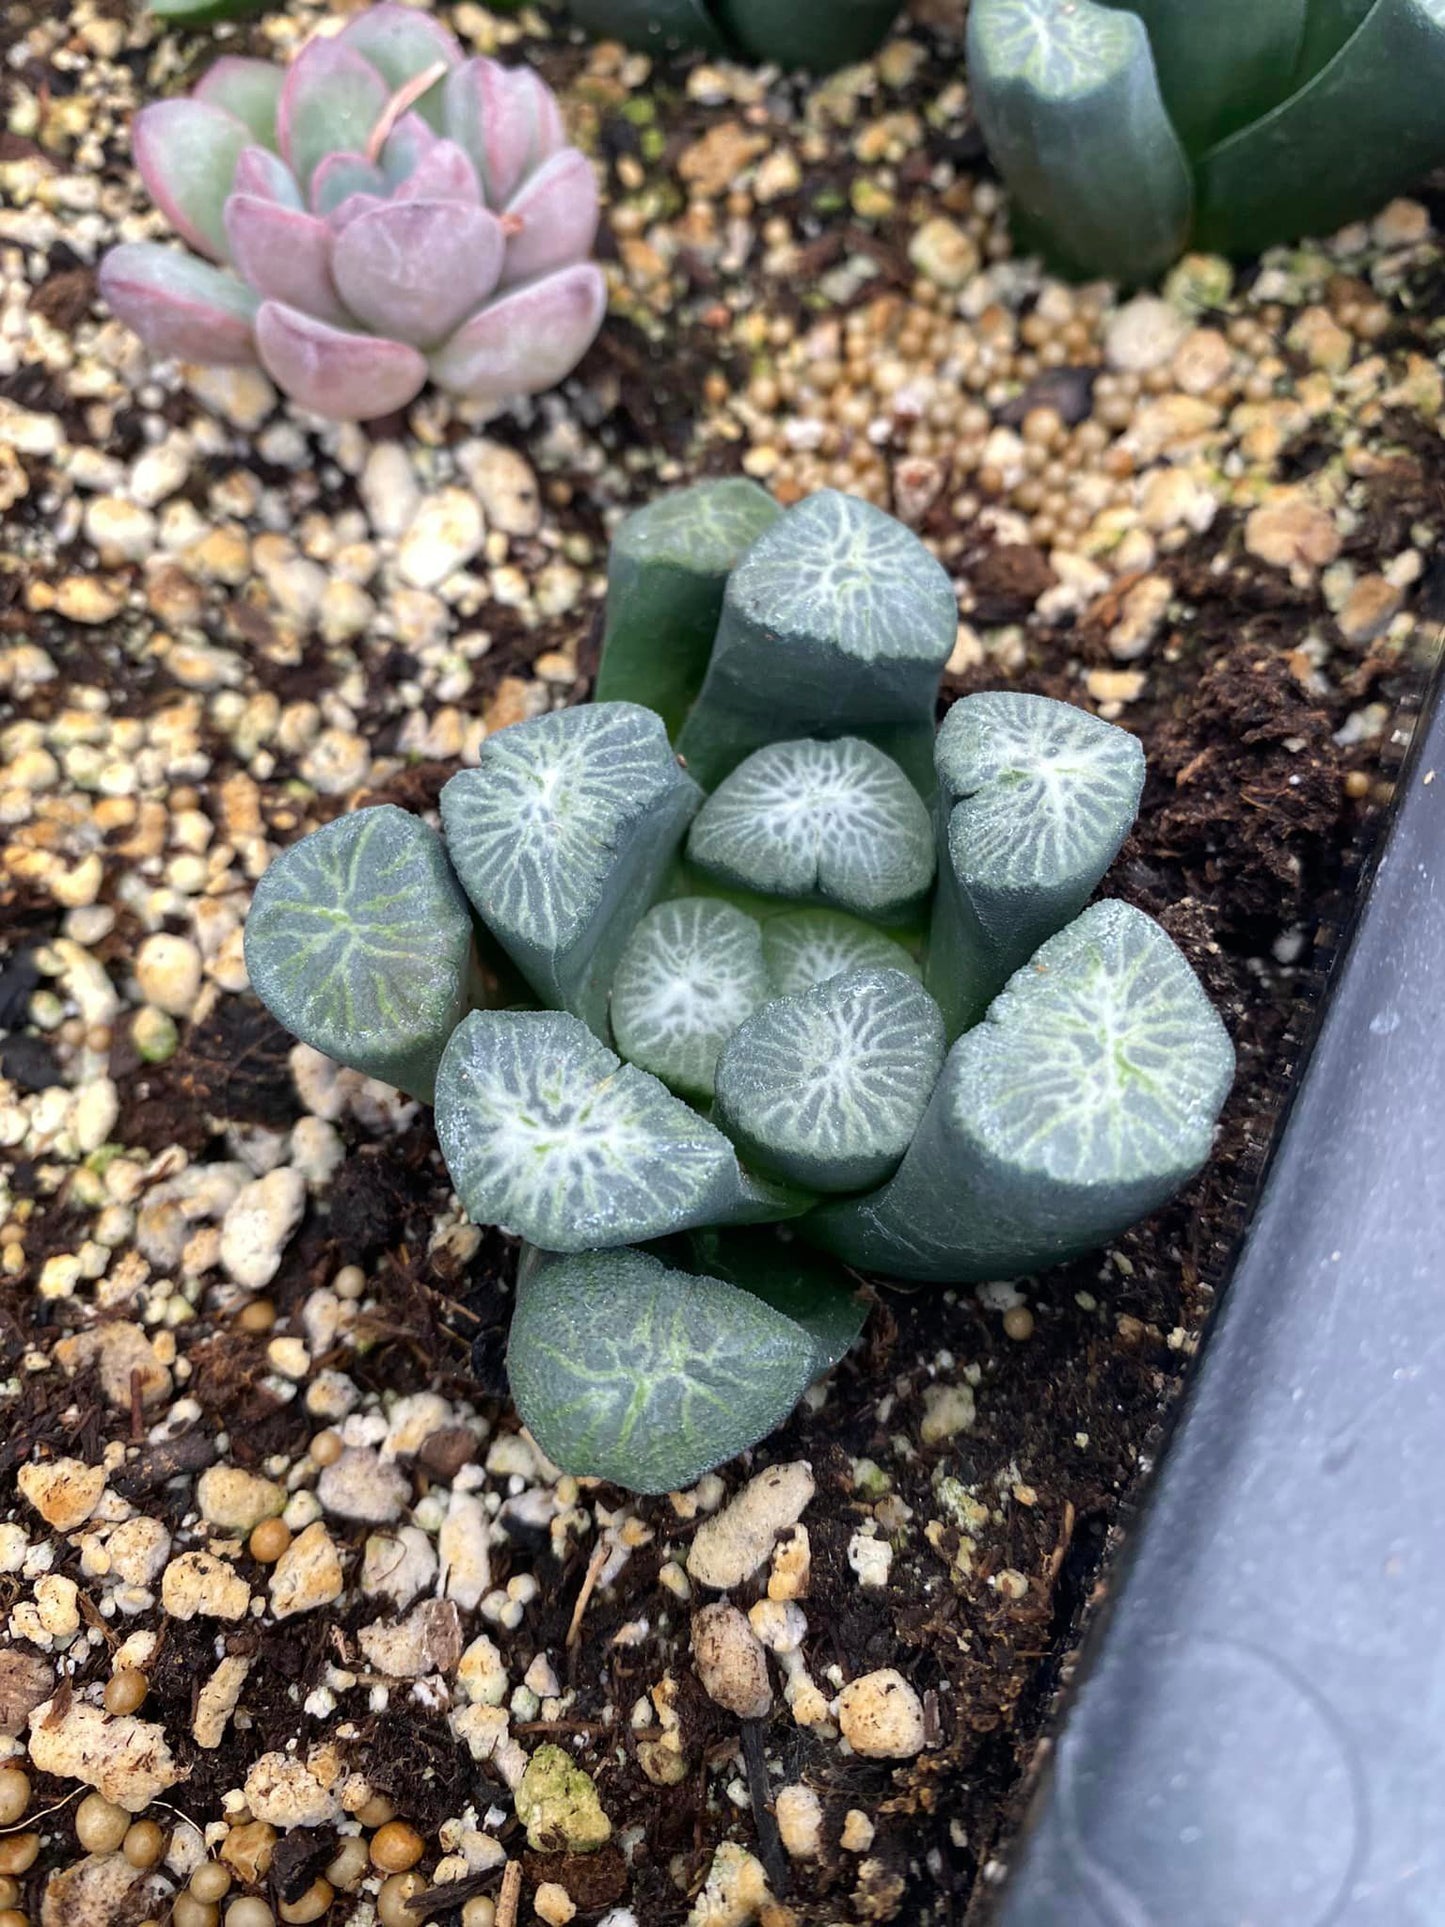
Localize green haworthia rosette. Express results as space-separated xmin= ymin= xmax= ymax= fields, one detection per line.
xmin=440 ymin=703 xmax=702 ymax=1039
xmin=807 ymin=901 xmax=1235 ymax=1282
xmin=966 ymin=0 xmax=1193 ymax=285
xmin=927 ymin=691 xmax=1144 ymax=1038
xmin=594 ymin=479 xmax=782 ymax=739
xmin=688 ymin=737 xmax=936 ymax=926
xmin=714 ymin=968 xmax=946 ymax=1194
xmin=243 ymin=805 xmax=476 ymax=1105
xmin=434 ymin=1009 xmax=804 ymax=1252
xmin=1192 ymin=0 xmax=1445 ymax=259
xmin=675 ymin=490 xmax=957 ymax=795
xmin=760 ymin=907 xmax=921 ymax=995
xmin=680 ymin=1227 xmax=867 ymax=1376
xmin=508 ymin=1248 xmax=818 ymax=1494
xmin=610 ymin=898 xmax=773 ymax=1100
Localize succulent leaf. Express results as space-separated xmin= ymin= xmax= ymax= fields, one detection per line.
xmin=255 ymin=301 xmax=429 ymax=420
xmin=97 ymin=246 xmax=260 ymax=366
xmin=609 ymin=898 xmax=773 ymax=1100
xmin=442 ymin=58 xmax=566 ymax=208
xmin=715 ymin=968 xmax=946 ymax=1193
xmin=676 ymin=490 xmax=957 ymax=794
xmin=426 ymin=261 xmax=608 ymax=407
xmin=224 ymin=196 xmax=349 ymax=326
xmin=965 ymin=0 xmax=1193 ymax=284
xmin=681 ymin=1227 xmax=867 ymax=1375
xmin=334 ymin=2 xmax=463 ymax=129
xmin=1193 ymin=0 xmax=1445 ymax=257
xmin=440 ymin=703 xmax=702 ymax=1037
xmin=193 ymin=57 xmax=285 ymax=150
xmin=760 ymin=907 xmax=921 ymax=996
xmin=499 ymin=149 xmax=601 ymax=288
xmin=434 ymin=1011 xmax=805 ymax=1252
xmin=688 ymin=737 xmax=936 ymax=925
xmin=1111 ymin=0 xmax=1310 ymax=152
xmin=242 ymin=805 xmax=477 ymax=1106
xmin=1293 ymin=0 xmax=1376 ymax=80
xmin=308 ymin=150 xmax=388 ymax=215
xmin=331 ymin=200 xmax=507 ymax=346
xmin=132 ymin=100 xmax=253 ymax=263
xmin=927 ymin=692 xmax=1144 ymax=1037
xmin=232 ymin=144 xmax=306 ymax=209
xmin=807 ymin=901 xmax=1235 ymax=1282
xmin=508 ymin=1247 xmax=817 ymax=1493
xmin=390 ymin=137 xmax=482 ymax=205
xmin=565 ymin=0 xmax=731 ymax=56
xmin=594 ymin=477 xmax=782 ymax=737
xmin=711 ymin=0 xmax=902 ymax=69
xmin=277 ymin=39 xmax=390 ymax=195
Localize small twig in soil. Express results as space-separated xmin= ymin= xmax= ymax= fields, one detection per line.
xmin=128 ymin=1366 xmax=144 ymax=1443
xmin=513 ymin=1719 xmax=613 ymax=1737
xmin=566 ymin=1536 xmax=612 ymax=1650
xmin=740 ymin=1718 xmax=788 ymax=1900
xmin=495 ymin=1860 xmax=523 ymax=1927
xmin=1044 ymin=1500 xmax=1077 ymax=1589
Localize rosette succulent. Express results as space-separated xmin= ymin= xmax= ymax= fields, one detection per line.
xmin=967 ymin=0 xmax=1445 ymax=284
xmin=100 ymin=5 xmax=606 ymax=420
xmin=245 ymin=482 xmax=1235 ymax=1493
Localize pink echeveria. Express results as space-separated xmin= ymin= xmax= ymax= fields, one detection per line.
xmin=99 ymin=5 xmax=606 ymax=421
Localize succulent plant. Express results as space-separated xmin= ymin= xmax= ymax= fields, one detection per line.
xmin=100 ymin=5 xmax=606 ymax=420
xmin=967 ymin=0 xmax=1445 ymax=283
xmin=564 ymin=0 xmax=904 ymax=74
xmin=245 ymin=482 xmax=1234 ymax=1493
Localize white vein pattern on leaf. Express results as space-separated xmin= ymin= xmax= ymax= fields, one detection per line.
xmin=444 ymin=707 xmax=680 ymax=949
xmin=690 ymin=739 xmax=933 ymax=910
xmin=729 ymin=492 xmax=955 ymax=663
xmin=761 ymin=909 xmax=921 ymax=995
xmin=512 ymin=1253 xmax=810 ymax=1489
xmin=440 ymin=1015 xmax=737 ymax=1248
xmin=941 ymin=693 xmax=1142 ymax=891
xmin=724 ymin=971 xmax=944 ymax=1161
xmin=625 ymin=482 xmax=779 ymax=573
xmin=964 ymin=904 xmax=1233 ymax=1183
xmin=255 ymin=810 xmax=463 ymax=1042
xmin=611 ymin=899 xmax=772 ymax=1094
xmin=980 ymin=0 xmax=1134 ymax=94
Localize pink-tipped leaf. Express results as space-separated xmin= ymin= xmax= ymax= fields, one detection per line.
xmin=255 ymin=300 xmax=428 ymax=419
xmin=99 ymin=244 xmax=259 ymax=365
xmin=330 ymin=200 xmax=507 ymax=347
xmin=193 ymin=57 xmax=284 ymax=149
xmin=132 ymin=99 xmax=252 ymax=262
xmin=335 ymin=4 xmax=463 ymax=130
xmin=224 ymin=196 xmax=349 ymax=326
xmin=232 ymin=144 xmax=305 ymax=209
xmin=499 ymin=147 xmax=599 ymax=288
xmin=392 ymin=137 xmax=481 ymax=205
xmin=427 ymin=260 xmax=606 ymax=403
xmin=378 ymin=110 xmax=439 ymax=183
xmin=443 ymin=57 xmax=566 ymax=209
xmin=309 ymin=151 xmax=388 ymax=217
xmin=277 ymin=39 xmax=389 ymax=194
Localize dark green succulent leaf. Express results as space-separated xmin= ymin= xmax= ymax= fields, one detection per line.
xmin=761 ymin=907 xmax=921 ymax=995
xmin=566 ymin=0 xmax=730 ymax=54
xmin=595 ymin=479 xmax=782 ymax=738
xmin=714 ymin=968 xmax=946 ymax=1194
xmin=688 ymin=737 xmax=936 ymax=926
xmin=713 ymin=0 xmax=902 ymax=69
xmin=676 ymin=490 xmax=957 ymax=796
xmin=440 ymin=703 xmax=702 ymax=1039
xmin=1293 ymin=0 xmax=1376 ymax=81
xmin=243 ymin=805 xmax=476 ymax=1105
xmin=508 ymin=1247 xmax=817 ymax=1494
xmin=807 ymin=901 xmax=1235 ymax=1283
xmin=683 ymin=1226 xmax=867 ymax=1374
xmin=610 ymin=897 xmax=773 ymax=1100
xmin=150 ymin=0 xmax=269 ymax=23
xmin=1107 ymin=0 xmax=1310 ymax=152
xmin=434 ymin=1009 xmax=808 ymax=1252
xmin=1193 ymin=0 xmax=1445 ymax=258
xmin=967 ymin=0 xmax=1193 ymax=284
xmin=927 ymin=692 xmax=1144 ymax=1038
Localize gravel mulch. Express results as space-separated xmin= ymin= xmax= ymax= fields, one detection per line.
xmin=1 ymin=3 xmax=1442 ymax=1924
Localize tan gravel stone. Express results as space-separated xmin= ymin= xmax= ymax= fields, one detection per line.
xmin=1245 ymin=496 xmax=1342 ymax=574
xmin=28 ymin=1698 xmax=181 ymax=1809
xmin=270 ymin=1520 xmax=345 ymax=1618
xmin=685 ymin=1840 xmax=771 ymax=1926
xmin=688 ymin=1463 xmax=815 ymax=1590
xmin=197 ymin=1465 xmax=286 ymax=1534
xmin=835 ymin=1668 xmax=926 ymax=1758
xmin=18 ymin=1458 xmax=107 ymax=1531
xmin=359 ymin=1600 xmax=464 ymax=1678
xmin=39 ymin=1851 xmax=164 ymax=1927
xmin=458 ymin=440 xmax=542 ymax=536
xmin=192 ymin=1654 xmax=253 ymax=1749
xmin=1337 ymin=573 xmax=1405 ymax=645
xmin=692 ymin=1603 xmax=772 ymax=1719
xmin=161 ymin=1550 xmax=251 ymax=1621
xmin=398 ymin=488 xmax=485 ymax=588
xmin=908 ymin=216 xmax=978 ymax=290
